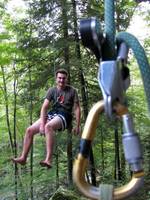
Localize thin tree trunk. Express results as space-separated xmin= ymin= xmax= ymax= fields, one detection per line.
xmin=28 ymin=67 xmax=34 ymax=200
xmin=27 ymin=10 xmax=34 ymax=198
xmin=61 ymin=0 xmax=72 ymax=185
xmin=148 ymin=147 xmax=150 ymax=175
xmin=1 ymin=65 xmax=14 ymax=151
xmin=61 ymin=0 xmax=70 ymax=79
xmin=67 ymin=126 xmax=73 ymax=186
xmin=120 ymin=122 xmax=126 ymax=180
xmin=13 ymin=63 xmax=18 ymax=200
xmin=55 ymin=134 xmax=59 ymax=189
xmin=100 ymin=127 xmax=104 ymax=171
xmin=114 ymin=121 xmax=122 ymax=180
xmin=72 ymin=0 xmax=96 ymax=186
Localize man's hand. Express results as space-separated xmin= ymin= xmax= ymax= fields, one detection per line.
xmin=72 ymin=126 xmax=80 ymax=135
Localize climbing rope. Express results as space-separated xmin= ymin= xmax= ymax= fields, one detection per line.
xmin=103 ymin=0 xmax=116 ymax=59
xmin=104 ymin=0 xmax=150 ymax=111
xmin=116 ymin=32 xmax=150 ymax=111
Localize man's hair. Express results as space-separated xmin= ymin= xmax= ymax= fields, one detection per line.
xmin=55 ymin=68 xmax=68 ymax=77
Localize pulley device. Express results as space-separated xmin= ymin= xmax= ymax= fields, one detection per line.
xmin=80 ymin=18 xmax=130 ymax=118
xmin=73 ymin=0 xmax=150 ymax=199
xmin=80 ymin=17 xmax=104 ymax=61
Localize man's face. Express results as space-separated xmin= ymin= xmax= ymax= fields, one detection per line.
xmin=56 ymin=72 xmax=68 ymax=88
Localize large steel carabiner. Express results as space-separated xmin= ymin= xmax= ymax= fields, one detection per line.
xmin=73 ymin=100 xmax=144 ymax=200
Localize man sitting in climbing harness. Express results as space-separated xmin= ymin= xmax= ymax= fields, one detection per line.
xmin=12 ymin=68 xmax=81 ymax=168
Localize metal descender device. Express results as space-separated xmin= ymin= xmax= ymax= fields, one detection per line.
xmin=73 ymin=16 xmax=144 ymax=200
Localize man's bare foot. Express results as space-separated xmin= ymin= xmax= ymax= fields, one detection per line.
xmin=11 ymin=157 xmax=26 ymax=165
xmin=39 ymin=160 xmax=52 ymax=169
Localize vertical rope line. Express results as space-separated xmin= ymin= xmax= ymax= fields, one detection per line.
xmin=104 ymin=0 xmax=116 ymax=59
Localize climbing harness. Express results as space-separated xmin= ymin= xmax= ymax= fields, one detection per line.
xmin=73 ymin=1 xmax=150 ymax=200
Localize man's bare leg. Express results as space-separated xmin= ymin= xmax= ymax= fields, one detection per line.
xmin=40 ymin=117 xmax=62 ymax=168
xmin=12 ymin=119 xmax=41 ymax=165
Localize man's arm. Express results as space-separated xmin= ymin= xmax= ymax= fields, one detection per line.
xmin=39 ymin=99 xmax=50 ymax=133
xmin=73 ymin=102 xmax=81 ymax=135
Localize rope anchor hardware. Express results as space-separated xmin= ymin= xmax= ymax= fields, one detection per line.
xmin=73 ymin=101 xmax=144 ymax=200
xmin=73 ymin=0 xmax=150 ymax=199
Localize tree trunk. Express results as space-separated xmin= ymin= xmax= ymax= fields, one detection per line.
xmin=120 ymin=122 xmax=126 ymax=180
xmin=55 ymin=134 xmax=59 ymax=189
xmin=67 ymin=127 xmax=73 ymax=186
xmin=100 ymin=127 xmax=104 ymax=171
xmin=1 ymin=65 xmax=14 ymax=151
xmin=13 ymin=63 xmax=18 ymax=200
xmin=72 ymin=0 xmax=96 ymax=186
xmin=114 ymin=121 xmax=122 ymax=180
xmin=28 ymin=67 xmax=34 ymax=200
xmin=61 ymin=0 xmax=72 ymax=185
xmin=61 ymin=0 xmax=70 ymax=80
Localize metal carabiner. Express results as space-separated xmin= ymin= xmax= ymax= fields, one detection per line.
xmin=73 ymin=100 xmax=144 ymax=200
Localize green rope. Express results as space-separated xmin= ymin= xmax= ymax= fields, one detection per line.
xmin=116 ymin=32 xmax=150 ymax=113
xmin=103 ymin=0 xmax=150 ymax=114
xmin=103 ymin=0 xmax=116 ymax=60
xmin=99 ymin=184 xmax=114 ymax=200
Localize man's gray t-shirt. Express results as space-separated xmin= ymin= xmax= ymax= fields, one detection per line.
xmin=45 ymin=85 xmax=79 ymax=115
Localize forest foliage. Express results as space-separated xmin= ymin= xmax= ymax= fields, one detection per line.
xmin=0 ymin=0 xmax=150 ymax=199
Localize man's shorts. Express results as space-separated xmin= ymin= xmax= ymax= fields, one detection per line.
xmin=47 ymin=111 xmax=72 ymax=131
